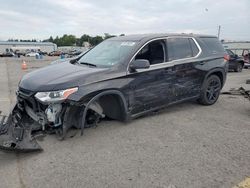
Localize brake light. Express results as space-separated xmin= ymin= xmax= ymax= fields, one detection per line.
xmin=224 ymin=54 xmax=230 ymax=61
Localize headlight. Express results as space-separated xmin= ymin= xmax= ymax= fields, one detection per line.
xmin=35 ymin=87 xmax=78 ymax=103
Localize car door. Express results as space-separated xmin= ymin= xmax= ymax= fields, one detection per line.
xmin=166 ymin=37 xmax=203 ymax=102
xmin=227 ymin=49 xmax=236 ymax=61
xmin=243 ymin=49 xmax=250 ymax=64
xmin=226 ymin=49 xmax=239 ymax=70
xmin=126 ymin=39 xmax=176 ymax=115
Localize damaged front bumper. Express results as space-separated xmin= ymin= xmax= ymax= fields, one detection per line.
xmin=0 ymin=86 xmax=69 ymax=152
xmin=0 ymin=107 xmax=42 ymax=152
xmin=0 ymin=91 xmax=104 ymax=152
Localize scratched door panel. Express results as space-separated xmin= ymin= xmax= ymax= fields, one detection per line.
xmin=127 ymin=68 xmax=175 ymax=115
xmin=173 ymin=62 xmax=203 ymax=101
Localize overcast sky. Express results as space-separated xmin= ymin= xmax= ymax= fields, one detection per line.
xmin=0 ymin=0 xmax=249 ymax=41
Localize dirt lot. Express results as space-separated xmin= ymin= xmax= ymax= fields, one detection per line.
xmin=0 ymin=57 xmax=249 ymax=188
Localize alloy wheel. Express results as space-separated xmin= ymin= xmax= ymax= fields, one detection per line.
xmin=206 ymin=79 xmax=221 ymax=103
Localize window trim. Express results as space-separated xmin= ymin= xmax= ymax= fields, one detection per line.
xmin=189 ymin=38 xmax=200 ymax=57
xmin=127 ymin=36 xmax=202 ymax=73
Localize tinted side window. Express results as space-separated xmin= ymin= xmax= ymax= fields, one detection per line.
xmin=189 ymin=38 xmax=199 ymax=56
xmin=135 ymin=40 xmax=165 ymax=65
xmin=199 ymin=37 xmax=225 ymax=54
xmin=167 ymin=38 xmax=193 ymax=61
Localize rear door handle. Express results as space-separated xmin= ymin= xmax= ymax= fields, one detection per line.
xmin=199 ymin=61 xmax=205 ymax=65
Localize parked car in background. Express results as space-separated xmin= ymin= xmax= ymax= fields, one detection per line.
xmin=0 ymin=52 xmax=15 ymax=57
xmin=0 ymin=33 xmax=228 ymax=151
xmin=14 ymin=50 xmax=26 ymax=57
xmin=226 ymin=49 xmax=245 ymax=72
xmin=242 ymin=49 xmax=250 ymax=68
xmin=50 ymin=50 xmax=89 ymax=65
xmin=26 ymin=52 xmax=40 ymax=57
xmin=66 ymin=50 xmax=82 ymax=58
xmin=48 ymin=51 xmax=62 ymax=56
xmin=38 ymin=51 xmax=48 ymax=56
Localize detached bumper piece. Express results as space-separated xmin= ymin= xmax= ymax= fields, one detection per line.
xmin=221 ymin=87 xmax=250 ymax=101
xmin=0 ymin=108 xmax=42 ymax=152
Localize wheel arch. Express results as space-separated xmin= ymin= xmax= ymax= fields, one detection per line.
xmin=203 ymin=68 xmax=226 ymax=88
xmin=78 ymin=89 xmax=129 ymax=134
xmin=97 ymin=90 xmax=128 ymax=121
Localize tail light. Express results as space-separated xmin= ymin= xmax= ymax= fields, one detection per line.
xmin=224 ymin=54 xmax=230 ymax=61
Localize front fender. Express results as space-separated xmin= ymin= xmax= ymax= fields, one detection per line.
xmin=78 ymin=89 xmax=129 ymax=135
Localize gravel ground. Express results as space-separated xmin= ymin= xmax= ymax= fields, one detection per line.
xmin=0 ymin=57 xmax=249 ymax=188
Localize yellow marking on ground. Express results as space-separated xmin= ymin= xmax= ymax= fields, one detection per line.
xmin=233 ymin=177 xmax=250 ymax=188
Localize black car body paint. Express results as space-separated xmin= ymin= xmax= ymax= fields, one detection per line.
xmin=0 ymin=33 xmax=228 ymax=151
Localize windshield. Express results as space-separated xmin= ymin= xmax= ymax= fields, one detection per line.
xmin=78 ymin=40 xmax=137 ymax=67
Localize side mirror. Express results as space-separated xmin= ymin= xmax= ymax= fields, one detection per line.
xmin=129 ymin=59 xmax=150 ymax=71
xmin=234 ymin=54 xmax=238 ymax=58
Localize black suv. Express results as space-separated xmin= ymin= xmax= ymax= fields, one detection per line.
xmin=0 ymin=34 xmax=228 ymax=151
xmin=226 ymin=49 xmax=245 ymax=72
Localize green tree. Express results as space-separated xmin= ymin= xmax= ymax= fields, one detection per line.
xmin=77 ymin=34 xmax=90 ymax=46
xmin=90 ymin=36 xmax=103 ymax=46
xmin=48 ymin=36 xmax=54 ymax=43
xmin=54 ymin=36 xmax=60 ymax=46
xmin=42 ymin=33 xmax=117 ymax=46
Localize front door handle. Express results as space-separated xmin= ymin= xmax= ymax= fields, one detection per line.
xmin=199 ymin=61 xmax=205 ymax=65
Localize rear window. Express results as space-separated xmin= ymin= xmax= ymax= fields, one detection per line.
xmin=167 ymin=38 xmax=193 ymax=61
xmin=200 ymin=37 xmax=225 ymax=54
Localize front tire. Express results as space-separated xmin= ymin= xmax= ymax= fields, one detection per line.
xmin=198 ymin=75 xmax=222 ymax=105
xmin=235 ymin=63 xmax=243 ymax=72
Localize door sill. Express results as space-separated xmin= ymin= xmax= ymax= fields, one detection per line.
xmin=131 ymin=95 xmax=200 ymax=119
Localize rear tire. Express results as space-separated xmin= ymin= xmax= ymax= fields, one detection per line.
xmin=198 ymin=75 xmax=221 ymax=105
xmin=235 ymin=63 xmax=243 ymax=72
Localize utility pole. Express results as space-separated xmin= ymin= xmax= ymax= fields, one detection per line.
xmin=217 ymin=25 xmax=221 ymax=39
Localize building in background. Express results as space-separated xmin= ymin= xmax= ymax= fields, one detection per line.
xmin=0 ymin=41 xmax=57 ymax=53
xmin=222 ymin=41 xmax=250 ymax=56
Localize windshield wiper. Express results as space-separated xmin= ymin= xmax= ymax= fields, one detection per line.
xmin=78 ymin=61 xmax=97 ymax=67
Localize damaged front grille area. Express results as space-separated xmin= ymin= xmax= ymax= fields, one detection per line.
xmin=17 ymin=87 xmax=39 ymax=112
xmin=0 ymin=87 xmax=105 ymax=152
xmin=17 ymin=88 xmax=66 ymax=131
xmin=0 ymin=112 xmax=8 ymax=134
xmin=0 ymin=88 xmax=67 ymax=151
xmin=17 ymin=87 xmax=34 ymax=98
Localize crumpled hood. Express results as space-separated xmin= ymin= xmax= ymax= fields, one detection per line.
xmin=19 ymin=62 xmax=108 ymax=91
